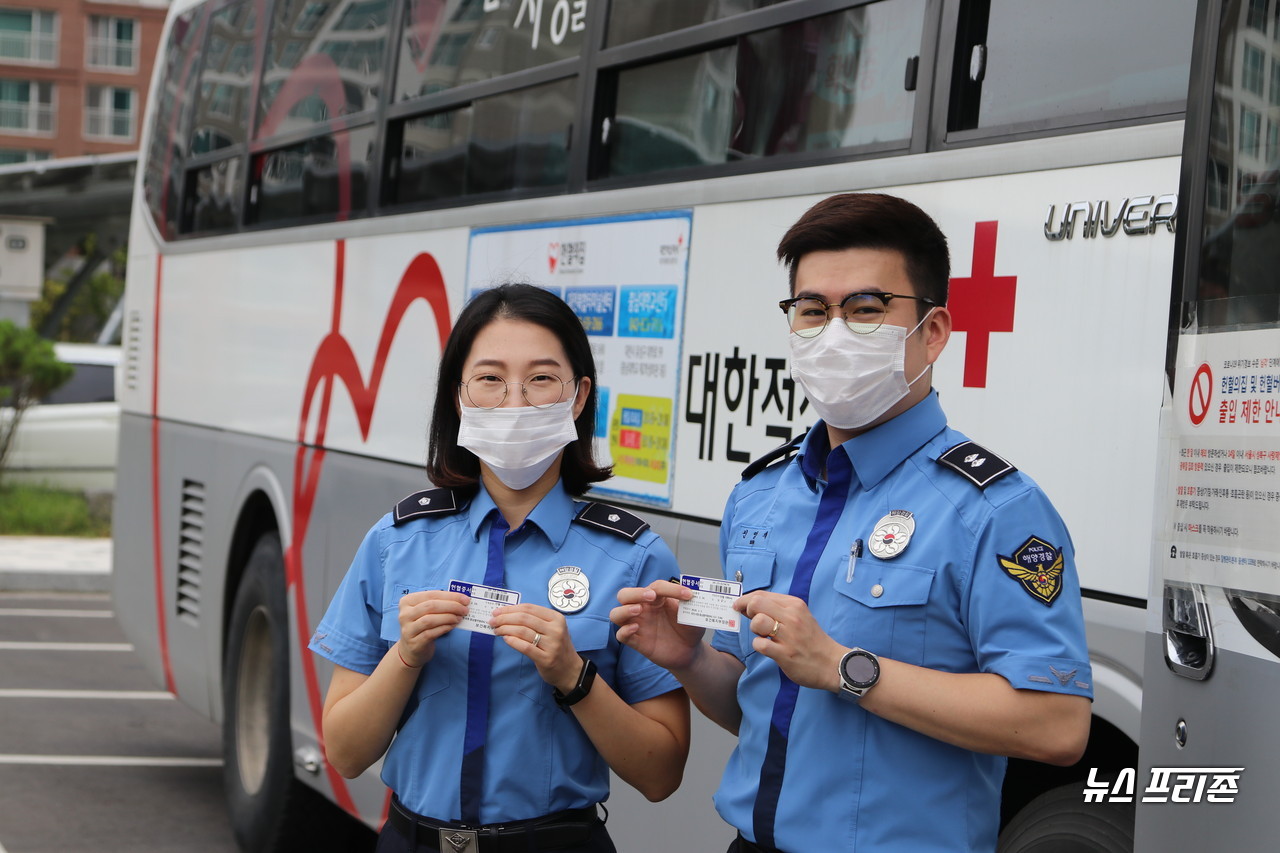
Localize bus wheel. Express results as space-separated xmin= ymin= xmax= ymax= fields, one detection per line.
xmin=997 ymin=782 xmax=1134 ymax=853
xmin=222 ymin=531 xmax=308 ymax=853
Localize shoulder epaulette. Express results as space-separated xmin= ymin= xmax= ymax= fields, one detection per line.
xmin=573 ymin=501 xmax=650 ymax=542
xmin=741 ymin=429 xmax=809 ymax=480
xmin=393 ymin=488 xmax=463 ymax=525
xmin=936 ymin=441 xmax=1016 ymax=489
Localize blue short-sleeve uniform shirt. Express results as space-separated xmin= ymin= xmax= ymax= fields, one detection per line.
xmin=710 ymin=392 xmax=1092 ymax=852
xmin=309 ymin=480 xmax=680 ymax=823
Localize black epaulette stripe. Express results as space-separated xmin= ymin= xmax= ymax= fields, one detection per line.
xmin=573 ymin=501 xmax=650 ymax=542
xmin=936 ymin=441 xmax=1016 ymax=489
xmin=741 ymin=429 xmax=809 ymax=480
xmin=393 ymin=488 xmax=462 ymax=525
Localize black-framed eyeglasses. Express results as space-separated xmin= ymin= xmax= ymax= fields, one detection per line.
xmin=778 ymin=292 xmax=939 ymax=337
xmin=460 ymin=373 xmax=578 ymax=409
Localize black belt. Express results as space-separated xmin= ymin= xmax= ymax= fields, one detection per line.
xmin=388 ymin=796 xmax=599 ymax=853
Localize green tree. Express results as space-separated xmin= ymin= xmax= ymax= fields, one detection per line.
xmin=0 ymin=320 xmax=73 ymax=485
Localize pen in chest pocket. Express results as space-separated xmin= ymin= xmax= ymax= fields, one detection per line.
xmin=847 ymin=539 xmax=863 ymax=584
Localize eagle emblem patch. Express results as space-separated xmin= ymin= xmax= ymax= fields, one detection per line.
xmin=998 ymin=536 xmax=1064 ymax=606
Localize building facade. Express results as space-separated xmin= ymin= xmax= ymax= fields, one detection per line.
xmin=0 ymin=0 xmax=167 ymax=164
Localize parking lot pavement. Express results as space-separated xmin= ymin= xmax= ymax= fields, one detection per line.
xmin=0 ymin=590 xmax=241 ymax=853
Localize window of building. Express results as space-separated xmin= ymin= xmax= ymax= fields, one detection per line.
xmin=87 ymin=16 xmax=138 ymax=70
xmin=1243 ymin=43 xmax=1265 ymax=97
xmin=0 ymin=9 xmax=55 ymax=63
xmin=1207 ymin=158 xmax=1229 ymax=212
xmin=0 ymin=147 xmax=49 ymax=164
xmin=0 ymin=80 xmax=53 ymax=134
xmin=1271 ymin=58 xmax=1280 ymax=106
xmin=1241 ymin=106 xmax=1261 ymax=158
xmin=85 ymin=85 xmax=135 ymax=140
xmin=1247 ymin=0 xmax=1268 ymax=31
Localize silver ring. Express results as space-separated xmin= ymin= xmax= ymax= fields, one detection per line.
xmin=533 ymin=632 xmax=543 ymax=648
xmin=768 ymin=619 xmax=781 ymax=639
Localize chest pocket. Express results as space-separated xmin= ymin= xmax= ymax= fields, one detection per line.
xmin=518 ymin=615 xmax=613 ymax=709
xmin=724 ymin=549 xmax=776 ymax=658
xmin=830 ymin=562 xmax=934 ymax=666
xmin=381 ymin=584 xmax=452 ymax=698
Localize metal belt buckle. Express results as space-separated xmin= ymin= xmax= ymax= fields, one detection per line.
xmin=439 ymin=828 xmax=478 ymax=852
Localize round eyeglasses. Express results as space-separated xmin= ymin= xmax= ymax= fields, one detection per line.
xmin=778 ymin=292 xmax=938 ymax=338
xmin=460 ymin=373 xmax=578 ymax=409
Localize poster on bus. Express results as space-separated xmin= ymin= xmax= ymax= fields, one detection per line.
xmin=1162 ymin=327 xmax=1280 ymax=592
xmin=465 ymin=211 xmax=692 ymax=507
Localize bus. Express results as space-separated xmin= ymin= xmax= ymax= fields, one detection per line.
xmin=112 ymin=1 xmax=1198 ymax=850
xmin=1133 ymin=0 xmax=1280 ymax=849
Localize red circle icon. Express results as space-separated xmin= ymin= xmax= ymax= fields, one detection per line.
xmin=1189 ymin=363 xmax=1213 ymax=426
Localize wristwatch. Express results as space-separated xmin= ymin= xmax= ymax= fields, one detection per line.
xmin=837 ymin=648 xmax=880 ymax=702
xmin=553 ymin=656 xmax=598 ymax=709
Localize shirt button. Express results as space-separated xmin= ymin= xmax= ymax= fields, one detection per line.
xmin=870 ymin=584 xmax=884 ymax=598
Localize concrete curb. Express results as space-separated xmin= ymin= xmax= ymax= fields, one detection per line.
xmin=0 ymin=536 xmax=112 ymax=593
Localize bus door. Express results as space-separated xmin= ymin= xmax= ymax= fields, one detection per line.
xmin=1135 ymin=1 xmax=1280 ymax=848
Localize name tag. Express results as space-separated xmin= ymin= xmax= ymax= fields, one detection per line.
xmin=449 ymin=580 xmax=521 ymax=635
xmin=676 ymin=574 xmax=743 ymax=631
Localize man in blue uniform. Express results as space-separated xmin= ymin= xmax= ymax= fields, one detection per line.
xmin=612 ymin=193 xmax=1092 ymax=852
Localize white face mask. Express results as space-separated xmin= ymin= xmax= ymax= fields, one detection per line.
xmin=457 ymin=396 xmax=580 ymax=491
xmin=789 ymin=309 xmax=933 ymax=430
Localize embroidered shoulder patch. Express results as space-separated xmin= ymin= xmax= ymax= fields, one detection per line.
xmin=998 ymin=536 xmax=1064 ymax=606
xmin=393 ymin=488 xmax=462 ymax=526
xmin=573 ymin=501 xmax=650 ymax=541
xmin=937 ymin=441 xmax=1015 ymax=488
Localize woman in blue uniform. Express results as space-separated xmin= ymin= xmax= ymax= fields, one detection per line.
xmin=309 ymin=284 xmax=690 ymax=853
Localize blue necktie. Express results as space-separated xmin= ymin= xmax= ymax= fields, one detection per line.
xmin=460 ymin=513 xmax=509 ymax=824
xmin=752 ymin=449 xmax=853 ymax=848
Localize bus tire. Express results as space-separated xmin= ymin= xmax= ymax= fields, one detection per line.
xmin=997 ymin=782 xmax=1134 ymax=853
xmin=222 ymin=531 xmax=309 ymax=853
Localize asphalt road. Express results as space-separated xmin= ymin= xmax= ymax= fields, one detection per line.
xmin=0 ymin=589 xmax=240 ymax=853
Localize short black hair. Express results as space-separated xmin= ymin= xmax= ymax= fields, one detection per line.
xmin=777 ymin=193 xmax=950 ymax=312
xmin=426 ymin=283 xmax=610 ymax=496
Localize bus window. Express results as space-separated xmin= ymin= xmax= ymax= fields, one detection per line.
xmin=1196 ymin=2 xmax=1280 ymax=330
xmin=191 ymin=0 xmax=257 ymax=153
xmin=605 ymin=0 xmax=790 ymax=45
xmin=394 ymin=0 xmax=587 ymax=103
xmin=600 ymin=0 xmax=924 ymax=179
xmin=387 ymin=76 xmax=574 ymax=206
xmin=143 ymin=7 xmax=205 ymax=239
xmin=256 ymin=0 xmax=391 ymax=139
xmin=247 ymin=124 xmax=375 ymax=224
xmin=948 ymin=0 xmax=1196 ymax=135
xmin=182 ymin=157 xmax=243 ymax=233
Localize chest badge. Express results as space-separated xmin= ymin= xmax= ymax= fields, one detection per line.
xmin=868 ymin=510 xmax=915 ymax=560
xmin=548 ymin=566 xmax=590 ymax=612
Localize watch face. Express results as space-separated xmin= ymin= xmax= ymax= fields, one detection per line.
xmin=842 ymin=651 xmax=878 ymax=687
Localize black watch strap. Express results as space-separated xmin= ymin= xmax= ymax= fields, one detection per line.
xmin=553 ymin=656 xmax=598 ymax=709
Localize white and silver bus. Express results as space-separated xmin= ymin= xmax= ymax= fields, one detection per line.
xmin=1135 ymin=1 xmax=1280 ymax=850
xmin=112 ymin=1 xmax=1199 ymax=850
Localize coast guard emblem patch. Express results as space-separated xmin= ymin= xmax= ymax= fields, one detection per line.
xmin=998 ymin=536 xmax=1064 ymax=606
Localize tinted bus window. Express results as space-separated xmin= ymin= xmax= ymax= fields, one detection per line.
xmin=1197 ymin=0 xmax=1280 ymax=330
xmin=183 ymin=157 xmax=244 ymax=232
xmin=603 ymin=0 xmax=923 ymax=178
xmin=249 ymin=124 xmax=376 ymax=223
xmin=395 ymin=0 xmax=587 ymax=102
xmin=606 ymin=0 xmax=791 ymax=45
xmin=389 ymin=76 xmax=574 ymax=205
xmin=949 ymin=0 xmax=1196 ymax=133
xmin=143 ymin=8 xmax=205 ymax=238
xmin=191 ymin=0 xmax=257 ymax=153
xmin=257 ymin=0 xmax=391 ymax=138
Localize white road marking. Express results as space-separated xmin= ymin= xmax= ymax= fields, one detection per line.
xmin=0 ymin=689 xmax=174 ymax=700
xmin=0 ymin=754 xmax=221 ymax=768
xmin=0 ymin=608 xmax=114 ymax=618
xmin=0 ymin=641 xmax=133 ymax=651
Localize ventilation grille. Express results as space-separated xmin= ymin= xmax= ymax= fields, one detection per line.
xmin=125 ymin=309 xmax=142 ymax=391
xmin=176 ymin=479 xmax=206 ymax=627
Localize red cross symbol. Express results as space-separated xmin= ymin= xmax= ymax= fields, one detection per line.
xmin=949 ymin=221 xmax=1017 ymax=388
